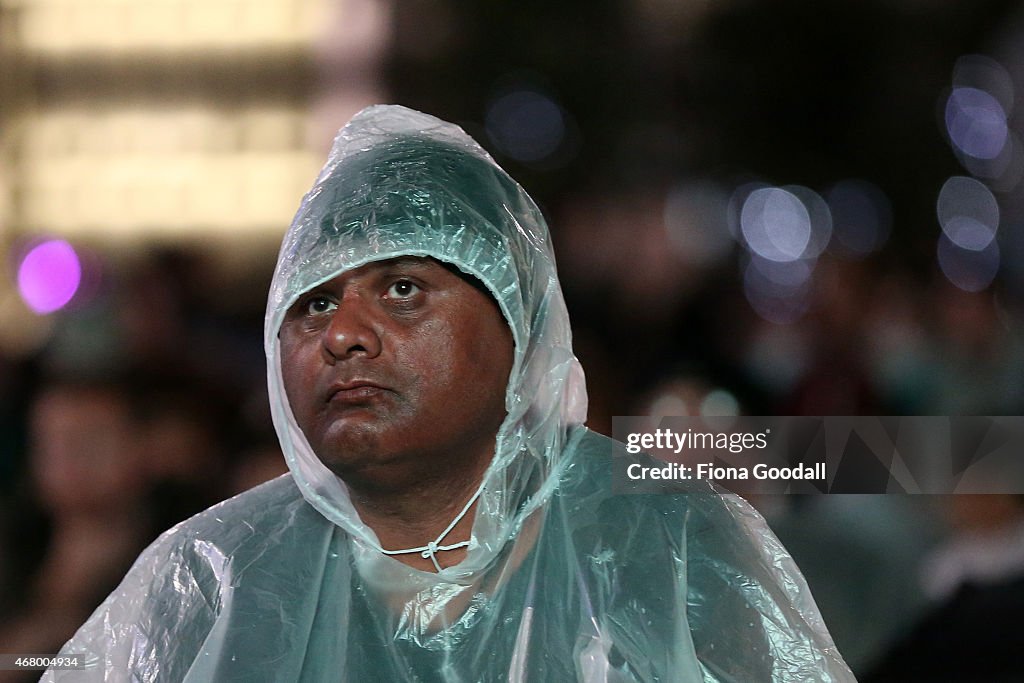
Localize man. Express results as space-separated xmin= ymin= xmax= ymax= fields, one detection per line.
xmin=47 ymin=105 xmax=853 ymax=681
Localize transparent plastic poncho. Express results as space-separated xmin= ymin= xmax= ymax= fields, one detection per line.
xmin=46 ymin=105 xmax=854 ymax=682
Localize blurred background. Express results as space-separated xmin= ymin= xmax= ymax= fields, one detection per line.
xmin=2 ymin=0 xmax=1024 ymax=679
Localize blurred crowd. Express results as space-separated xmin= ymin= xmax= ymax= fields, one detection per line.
xmin=0 ymin=249 xmax=288 ymax=681
xmin=555 ymin=186 xmax=1024 ymax=680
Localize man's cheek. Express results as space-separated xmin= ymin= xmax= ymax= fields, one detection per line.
xmin=280 ymin=363 xmax=310 ymax=419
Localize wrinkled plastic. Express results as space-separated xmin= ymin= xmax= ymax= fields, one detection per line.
xmin=47 ymin=105 xmax=854 ymax=682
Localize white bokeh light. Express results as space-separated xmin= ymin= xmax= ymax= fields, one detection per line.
xmin=649 ymin=393 xmax=690 ymax=418
xmin=740 ymin=187 xmax=811 ymax=262
xmin=727 ymin=182 xmax=768 ymax=241
xmin=785 ymin=185 xmax=832 ymax=258
xmin=937 ymin=176 xmax=999 ymax=251
xmin=700 ymin=389 xmax=740 ymax=418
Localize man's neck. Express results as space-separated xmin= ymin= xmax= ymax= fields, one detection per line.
xmin=346 ymin=454 xmax=490 ymax=572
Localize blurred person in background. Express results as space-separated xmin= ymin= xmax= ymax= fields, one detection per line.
xmin=924 ymin=283 xmax=1024 ymax=416
xmin=134 ymin=375 xmax=232 ymax=532
xmin=0 ymin=355 xmax=33 ymax=501
xmin=864 ymin=494 xmax=1024 ymax=681
xmin=783 ymin=258 xmax=878 ymax=415
xmin=0 ymin=378 xmax=155 ymax=683
xmin=769 ymin=495 xmax=946 ymax=675
xmin=43 ymin=105 xmax=853 ymax=681
xmin=632 ymin=370 xmax=947 ymax=675
xmin=224 ymin=440 xmax=288 ymax=497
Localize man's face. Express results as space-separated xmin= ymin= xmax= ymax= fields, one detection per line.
xmin=279 ymin=256 xmax=514 ymax=493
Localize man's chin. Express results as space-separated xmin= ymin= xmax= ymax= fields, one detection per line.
xmin=317 ymin=453 xmax=427 ymax=496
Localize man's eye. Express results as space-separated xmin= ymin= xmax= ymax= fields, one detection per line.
xmin=305 ymin=296 xmax=337 ymax=315
xmin=387 ymin=280 xmax=420 ymax=298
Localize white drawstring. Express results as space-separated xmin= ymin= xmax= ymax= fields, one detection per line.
xmin=377 ymin=483 xmax=483 ymax=572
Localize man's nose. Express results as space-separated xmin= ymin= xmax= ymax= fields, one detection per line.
xmin=321 ymin=295 xmax=382 ymax=362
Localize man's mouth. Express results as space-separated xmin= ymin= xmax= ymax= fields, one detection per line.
xmin=327 ymin=381 xmax=387 ymax=404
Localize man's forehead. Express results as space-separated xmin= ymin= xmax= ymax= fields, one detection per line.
xmin=350 ymin=255 xmax=440 ymax=274
xmin=307 ymin=256 xmax=445 ymax=288
xmin=325 ymin=256 xmax=486 ymax=288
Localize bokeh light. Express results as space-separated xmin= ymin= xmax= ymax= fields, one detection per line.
xmin=945 ymin=87 xmax=1009 ymax=160
xmin=946 ymin=55 xmax=1019 ymax=189
xmin=700 ymin=388 xmax=740 ymax=417
xmin=936 ymin=176 xmax=999 ymax=251
xmin=952 ymin=54 xmax=1014 ymax=113
xmin=649 ymin=392 xmax=691 ymax=418
xmin=784 ymin=185 xmax=832 ymax=258
xmin=727 ymin=181 xmax=768 ymax=241
xmin=826 ymin=179 xmax=892 ymax=257
xmin=739 ymin=187 xmax=811 ymax=262
xmin=16 ymin=239 xmax=82 ymax=314
xmin=743 ymin=253 xmax=813 ymax=324
xmin=749 ymin=252 xmax=815 ymax=289
xmin=937 ymin=233 xmax=1000 ymax=292
xmin=485 ymin=88 xmax=567 ymax=164
xmin=957 ymin=130 xmax=1021 ymax=188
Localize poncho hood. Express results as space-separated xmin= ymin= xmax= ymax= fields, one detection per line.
xmin=264 ymin=104 xmax=587 ymax=581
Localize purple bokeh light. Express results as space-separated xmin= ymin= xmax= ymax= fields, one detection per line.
xmin=937 ymin=233 xmax=1000 ymax=292
xmin=17 ymin=239 xmax=82 ymax=314
xmin=945 ymin=87 xmax=1009 ymax=160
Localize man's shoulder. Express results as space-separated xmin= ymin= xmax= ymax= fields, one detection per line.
xmin=173 ymin=473 xmax=301 ymax=527
xmin=560 ymin=427 xmax=759 ymax=535
xmin=153 ymin=474 xmax=323 ymax=558
xmin=47 ymin=476 xmax=333 ymax=680
xmin=561 ymin=427 xmax=721 ymax=501
xmin=107 ymin=474 xmax=333 ymax=616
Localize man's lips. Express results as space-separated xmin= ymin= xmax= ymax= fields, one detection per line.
xmin=326 ymin=381 xmax=388 ymax=404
